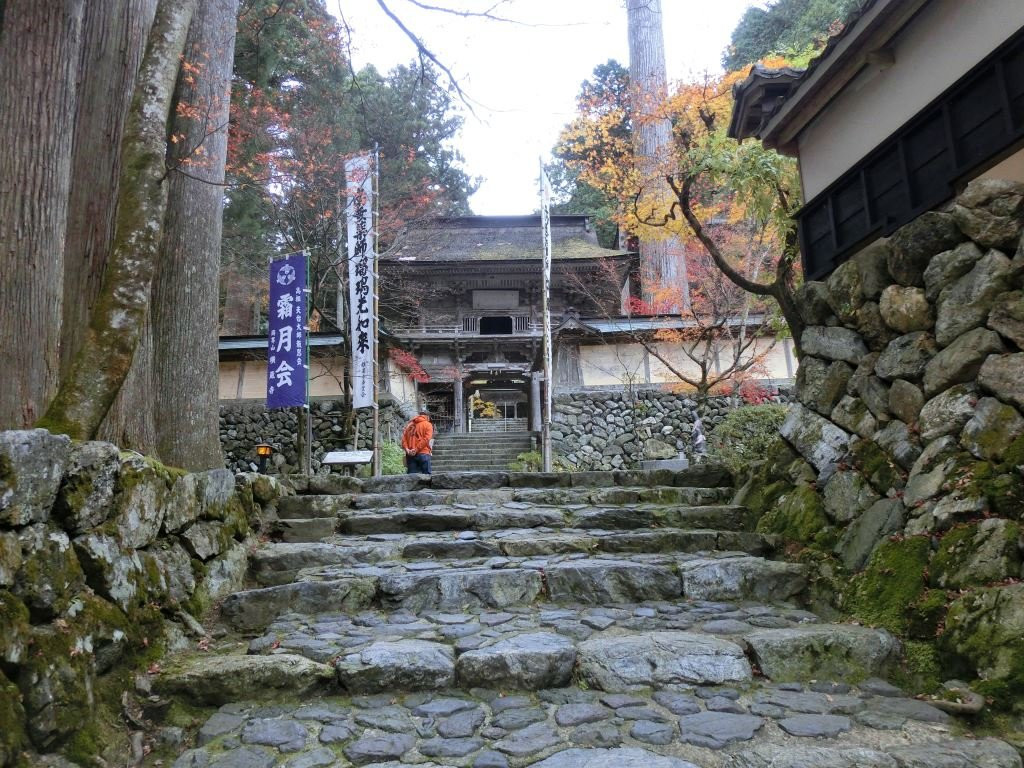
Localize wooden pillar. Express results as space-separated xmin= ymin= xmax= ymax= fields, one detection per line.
xmin=530 ymin=372 xmax=542 ymax=433
xmin=453 ymin=375 xmax=464 ymax=434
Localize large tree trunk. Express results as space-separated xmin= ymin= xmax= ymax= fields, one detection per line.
xmin=97 ymin=318 xmax=157 ymax=451
xmin=37 ymin=0 xmax=199 ymax=439
xmin=152 ymin=0 xmax=238 ymax=469
xmin=626 ymin=0 xmax=690 ymax=311
xmin=61 ymin=0 xmax=158 ymax=380
xmin=0 ymin=0 xmax=83 ymax=428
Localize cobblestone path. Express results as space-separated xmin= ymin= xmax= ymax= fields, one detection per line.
xmin=151 ymin=467 xmax=1021 ymax=768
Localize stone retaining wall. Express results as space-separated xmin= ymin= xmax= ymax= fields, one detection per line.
xmin=748 ymin=179 xmax=1024 ymax=708
xmin=219 ymin=397 xmax=412 ymax=475
xmin=0 ymin=429 xmax=289 ymax=763
xmin=552 ymin=387 xmax=793 ymax=471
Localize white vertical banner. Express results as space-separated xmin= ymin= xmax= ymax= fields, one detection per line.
xmin=539 ymin=159 xmax=554 ymax=472
xmin=346 ymin=154 xmax=375 ymax=409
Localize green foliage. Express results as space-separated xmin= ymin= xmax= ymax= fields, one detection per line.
xmin=756 ymin=483 xmax=833 ymax=547
xmin=723 ymin=0 xmax=862 ymax=70
xmin=379 ymin=441 xmax=406 ymax=476
xmin=847 ymin=536 xmax=931 ymax=636
xmin=508 ymin=451 xmax=572 ymax=473
xmin=707 ymin=404 xmax=788 ymax=474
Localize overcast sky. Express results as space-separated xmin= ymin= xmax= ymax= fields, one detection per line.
xmin=335 ymin=1 xmax=758 ymax=214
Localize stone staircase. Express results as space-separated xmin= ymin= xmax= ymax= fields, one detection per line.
xmin=432 ymin=432 xmax=535 ymax=472
xmin=152 ymin=468 xmax=1021 ymax=768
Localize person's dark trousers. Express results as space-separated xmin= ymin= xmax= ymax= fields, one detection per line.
xmin=407 ymin=453 xmax=431 ymax=474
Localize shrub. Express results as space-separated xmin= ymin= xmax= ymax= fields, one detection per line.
xmin=357 ymin=441 xmax=406 ymax=477
xmin=380 ymin=441 xmax=406 ymax=475
xmin=508 ymin=450 xmax=573 ymax=472
xmin=707 ymin=404 xmax=788 ymax=473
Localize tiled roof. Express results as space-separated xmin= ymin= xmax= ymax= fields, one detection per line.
xmin=384 ymin=215 xmax=631 ymax=263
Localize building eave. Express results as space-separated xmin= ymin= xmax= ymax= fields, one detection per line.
xmin=730 ymin=0 xmax=930 ymax=153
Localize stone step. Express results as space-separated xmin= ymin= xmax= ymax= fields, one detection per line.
xmin=243 ymin=604 xmax=890 ymax=696
xmin=254 ymin=528 xmax=779 ymax=580
xmin=159 ymin=679 xmax=1014 ymax=768
xmin=222 ymin=553 xmax=807 ymax=632
xmin=291 ymin=464 xmax=734 ymax=496
xmin=275 ymin=501 xmax=748 ymax=537
xmin=278 ymin=485 xmax=733 ymax=518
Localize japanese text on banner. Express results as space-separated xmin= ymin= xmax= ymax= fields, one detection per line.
xmin=346 ymin=154 xmax=375 ymax=409
xmin=266 ymin=251 xmax=308 ymax=409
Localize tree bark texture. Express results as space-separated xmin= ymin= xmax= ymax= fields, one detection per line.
xmin=61 ymin=0 xmax=158 ymax=380
xmin=626 ymin=0 xmax=689 ymax=310
xmin=37 ymin=0 xmax=198 ymax=439
xmin=152 ymin=0 xmax=238 ymax=469
xmin=0 ymin=0 xmax=83 ymax=428
xmin=97 ymin=315 xmax=157 ymax=451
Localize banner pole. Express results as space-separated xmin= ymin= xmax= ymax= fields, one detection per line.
xmin=372 ymin=145 xmax=381 ymax=477
xmin=303 ymin=248 xmax=312 ymax=476
xmin=539 ymin=157 xmax=554 ymax=473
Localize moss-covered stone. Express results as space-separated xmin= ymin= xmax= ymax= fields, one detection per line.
xmin=0 ymin=589 xmax=31 ymax=665
xmin=892 ymin=639 xmax=943 ymax=694
xmin=111 ymin=453 xmax=174 ymax=549
xmin=941 ymin=584 xmax=1024 ymax=711
xmin=13 ymin=524 xmax=85 ymax=622
xmin=18 ymin=625 xmax=96 ymax=750
xmin=847 ymin=536 xmax=931 ymax=636
xmin=0 ymin=669 xmax=28 ymax=767
xmin=52 ymin=441 xmax=121 ymax=535
xmin=931 ymin=519 xmax=1022 ymax=589
xmin=732 ymin=437 xmax=798 ymax=519
xmin=0 ymin=531 xmax=21 ymax=588
xmin=848 ymin=438 xmax=905 ymax=495
xmin=756 ymin=483 xmax=835 ymax=549
xmin=907 ymin=589 xmax=949 ymax=641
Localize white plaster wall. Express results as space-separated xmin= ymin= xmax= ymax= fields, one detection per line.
xmin=799 ymin=0 xmax=1024 ymax=199
xmin=579 ymin=343 xmax=647 ymax=386
xmin=218 ymin=357 xmax=347 ymax=400
xmin=578 ymin=338 xmax=793 ymax=388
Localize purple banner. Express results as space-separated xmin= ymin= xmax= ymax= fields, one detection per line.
xmin=267 ymin=251 xmax=307 ymax=409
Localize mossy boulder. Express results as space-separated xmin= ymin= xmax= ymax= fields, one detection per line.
xmin=0 ymin=589 xmax=31 ymax=666
xmin=848 ymin=438 xmax=905 ymax=494
xmin=822 ymin=470 xmax=880 ymax=524
xmin=847 ymin=536 xmax=931 ymax=636
xmin=941 ymin=583 xmax=1024 ymax=711
xmin=835 ymin=498 xmax=906 ymax=572
xmin=147 ymin=541 xmax=196 ymax=606
xmin=18 ymin=625 xmax=96 ymax=750
xmin=960 ymin=397 xmax=1024 ymax=462
xmin=731 ymin=437 xmax=798 ymax=519
xmin=931 ymin=519 xmax=1022 ymax=590
xmin=198 ymin=469 xmax=242 ymax=522
xmin=162 ymin=472 xmax=201 ymax=535
xmin=72 ymin=533 xmax=143 ymax=612
xmin=0 ymin=531 xmax=21 ymax=588
xmin=0 ymin=430 xmax=71 ymax=527
xmin=756 ymin=483 xmax=834 ymax=549
xmin=111 ymin=453 xmax=173 ymax=549
xmin=889 ymin=210 xmax=965 ymax=287
xmin=0 ymin=669 xmax=28 ymax=766
xmin=52 ymin=441 xmax=120 ymax=535
xmin=13 ymin=525 xmax=85 ymax=622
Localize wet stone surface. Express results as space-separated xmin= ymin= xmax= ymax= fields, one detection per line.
xmin=251 ymin=599 xmax=817 ymax=668
xmin=172 ymin=679 xmax=965 ymax=768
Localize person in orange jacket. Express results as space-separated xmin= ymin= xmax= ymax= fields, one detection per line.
xmin=401 ymin=410 xmax=434 ymax=474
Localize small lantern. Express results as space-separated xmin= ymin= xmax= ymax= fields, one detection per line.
xmin=255 ymin=442 xmax=274 ymax=473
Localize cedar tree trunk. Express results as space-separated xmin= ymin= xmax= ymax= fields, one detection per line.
xmin=0 ymin=0 xmax=83 ymax=428
xmin=152 ymin=0 xmax=238 ymax=468
xmin=37 ymin=0 xmax=198 ymax=439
